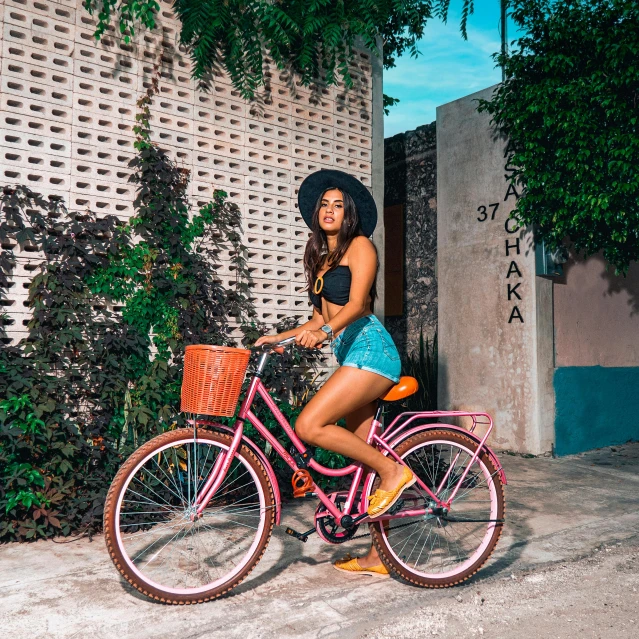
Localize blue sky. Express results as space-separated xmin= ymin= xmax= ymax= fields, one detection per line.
xmin=383 ymin=0 xmax=519 ymax=137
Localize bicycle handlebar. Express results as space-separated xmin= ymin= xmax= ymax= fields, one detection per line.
xmin=250 ymin=335 xmax=298 ymax=352
xmin=269 ymin=336 xmax=298 ymax=348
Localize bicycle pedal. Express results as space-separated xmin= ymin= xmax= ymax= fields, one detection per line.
xmin=388 ymin=499 xmax=405 ymax=515
xmin=285 ymin=527 xmax=314 ymax=543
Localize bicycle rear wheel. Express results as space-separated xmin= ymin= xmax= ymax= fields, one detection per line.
xmin=371 ymin=429 xmax=505 ymax=587
xmin=104 ymin=429 xmax=275 ymax=604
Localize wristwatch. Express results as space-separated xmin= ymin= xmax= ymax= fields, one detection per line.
xmin=320 ymin=324 xmax=333 ymax=340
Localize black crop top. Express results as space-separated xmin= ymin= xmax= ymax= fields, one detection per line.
xmin=309 ymin=265 xmax=351 ymax=309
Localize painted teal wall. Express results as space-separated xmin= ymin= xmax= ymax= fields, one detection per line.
xmin=554 ymin=366 xmax=639 ymax=456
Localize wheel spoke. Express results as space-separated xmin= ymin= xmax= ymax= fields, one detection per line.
xmin=108 ymin=433 xmax=272 ymax=597
xmin=376 ymin=435 xmax=503 ymax=583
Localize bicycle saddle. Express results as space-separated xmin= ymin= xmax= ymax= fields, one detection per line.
xmin=380 ymin=376 xmax=419 ymax=402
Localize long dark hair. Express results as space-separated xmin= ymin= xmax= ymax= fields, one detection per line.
xmin=303 ymin=187 xmax=377 ymax=308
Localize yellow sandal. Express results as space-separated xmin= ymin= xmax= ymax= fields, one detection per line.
xmin=333 ymin=554 xmax=389 ymax=578
xmin=367 ymin=466 xmax=416 ymax=518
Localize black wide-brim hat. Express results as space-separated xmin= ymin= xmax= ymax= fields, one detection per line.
xmin=298 ymin=169 xmax=377 ymax=238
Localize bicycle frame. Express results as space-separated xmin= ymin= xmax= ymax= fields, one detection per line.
xmin=193 ymin=351 xmax=505 ymax=529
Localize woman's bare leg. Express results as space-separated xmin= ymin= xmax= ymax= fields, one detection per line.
xmin=343 ymin=402 xmax=383 ymax=569
xmin=343 ymin=400 xmax=376 ymax=442
xmin=295 ymin=366 xmax=405 ymax=491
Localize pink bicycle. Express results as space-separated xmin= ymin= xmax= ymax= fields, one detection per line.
xmin=104 ymin=338 xmax=506 ymax=604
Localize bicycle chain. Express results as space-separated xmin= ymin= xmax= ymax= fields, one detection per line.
xmin=347 ymin=518 xmax=421 ymax=541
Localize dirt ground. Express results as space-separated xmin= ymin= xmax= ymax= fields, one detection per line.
xmin=1 ymin=443 xmax=639 ymax=639
xmin=364 ymin=541 xmax=639 ymax=639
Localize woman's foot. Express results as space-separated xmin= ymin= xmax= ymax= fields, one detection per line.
xmin=367 ymin=464 xmax=416 ymax=518
xmin=377 ymin=461 xmax=407 ymax=492
xmin=357 ymin=549 xmax=383 ymax=569
xmin=333 ymin=553 xmax=389 ymax=578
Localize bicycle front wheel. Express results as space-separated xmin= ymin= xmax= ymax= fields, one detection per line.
xmin=104 ymin=429 xmax=275 ymax=604
xmin=371 ymin=429 xmax=505 ymax=587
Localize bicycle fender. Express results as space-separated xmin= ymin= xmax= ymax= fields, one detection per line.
xmin=386 ymin=423 xmax=507 ymax=486
xmin=195 ymin=421 xmax=282 ymax=524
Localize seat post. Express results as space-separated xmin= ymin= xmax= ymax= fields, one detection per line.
xmin=374 ymin=401 xmax=384 ymax=424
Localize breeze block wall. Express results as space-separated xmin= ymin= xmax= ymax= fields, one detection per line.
xmin=0 ymin=0 xmax=376 ymax=347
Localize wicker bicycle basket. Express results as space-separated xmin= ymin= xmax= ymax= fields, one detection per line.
xmin=181 ymin=345 xmax=252 ymax=417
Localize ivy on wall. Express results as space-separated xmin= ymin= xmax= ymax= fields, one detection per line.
xmin=0 ymin=78 xmax=325 ymax=542
xmin=478 ymin=0 xmax=639 ymax=274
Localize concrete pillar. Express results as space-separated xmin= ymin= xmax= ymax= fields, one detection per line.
xmin=436 ymin=85 xmax=554 ymax=454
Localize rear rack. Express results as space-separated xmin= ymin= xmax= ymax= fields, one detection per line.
xmin=382 ymin=410 xmax=492 ymax=442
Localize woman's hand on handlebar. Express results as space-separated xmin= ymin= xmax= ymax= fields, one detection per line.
xmin=295 ymin=329 xmax=326 ymax=349
xmin=253 ymin=329 xmax=326 ymax=350
xmin=254 ymin=334 xmax=282 ymax=347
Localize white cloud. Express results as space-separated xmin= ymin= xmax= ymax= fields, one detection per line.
xmin=383 ymin=8 xmax=504 ymax=136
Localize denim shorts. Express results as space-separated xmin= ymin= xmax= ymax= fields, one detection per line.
xmin=331 ymin=314 xmax=401 ymax=383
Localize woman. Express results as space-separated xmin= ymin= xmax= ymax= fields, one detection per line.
xmin=255 ymin=169 xmax=414 ymax=578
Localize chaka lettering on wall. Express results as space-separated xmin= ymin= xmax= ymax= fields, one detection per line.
xmin=475 ymin=163 xmax=523 ymax=324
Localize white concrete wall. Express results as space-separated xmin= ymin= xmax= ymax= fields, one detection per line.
xmin=0 ymin=0 xmax=378 ymax=347
xmin=437 ymin=85 xmax=554 ymax=454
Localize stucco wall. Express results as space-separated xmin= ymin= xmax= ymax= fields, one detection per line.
xmin=553 ymin=252 xmax=639 ymax=455
xmin=554 ymin=366 xmax=639 ymax=455
xmin=554 ymin=254 xmax=639 ymax=367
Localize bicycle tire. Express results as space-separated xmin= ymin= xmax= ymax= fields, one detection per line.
xmin=104 ymin=429 xmax=275 ymax=604
xmin=370 ymin=429 xmax=505 ymax=587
